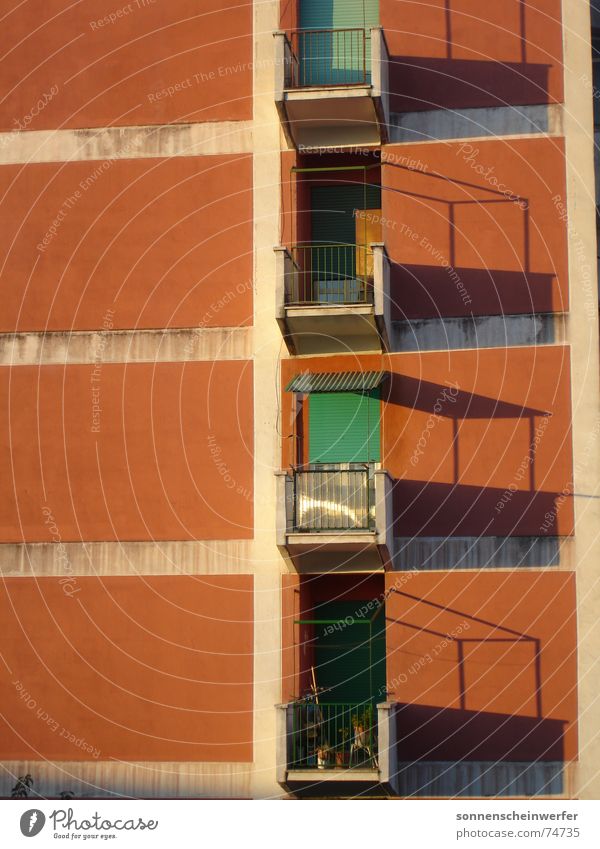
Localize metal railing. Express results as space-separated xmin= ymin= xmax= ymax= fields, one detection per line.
xmin=289 ymin=701 xmax=378 ymax=770
xmin=292 ymin=465 xmax=375 ymax=531
xmin=287 ymin=28 xmax=370 ymax=88
xmin=286 ymin=243 xmax=374 ymax=306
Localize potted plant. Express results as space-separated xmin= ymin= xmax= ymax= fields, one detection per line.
xmin=337 ymin=724 xmax=352 ymax=767
xmin=350 ymin=705 xmax=377 ymax=767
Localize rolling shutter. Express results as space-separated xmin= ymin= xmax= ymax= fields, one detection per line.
xmin=298 ymin=0 xmax=380 ymax=85
xmin=300 ymin=0 xmax=379 ymax=31
xmin=314 ymin=601 xmax=386 ymax=703
xmin=311 ymin=184 xmax=381 ymax=244
xmin=309 ymin=389 xmax=381 ymax=463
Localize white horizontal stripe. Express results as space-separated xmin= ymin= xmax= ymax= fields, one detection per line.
xmin=0 ymin=327 xmax=252 ymax=365
xmin=0 ymin=121 xmax=253 ymax=165
xmin=0 ymin=539 xmax=254 ymax=576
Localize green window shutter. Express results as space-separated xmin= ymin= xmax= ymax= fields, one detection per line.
xmin=314 ymin=601 xmax=386 ymax=703
xmin=309 ymin=390 xmax=381 ymax=463
xmin=298 ymin=0 xmax=379 ymax=85
xmin=311 ymin=184 xmax=381 ymax=245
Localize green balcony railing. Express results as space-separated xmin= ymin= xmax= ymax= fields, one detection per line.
xmin=292 ymin=465 xmax=375 ymax=532
xmin=289 ymin=701 xmax=378 ymax=770
xmin=287 ymin=28 xmax=370 ymax=88
xmin=286 ymin=243 xmax=374 ymax=306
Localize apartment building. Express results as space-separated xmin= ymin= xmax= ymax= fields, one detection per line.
xmin=0 ymin=0 xmax=597 ymax=800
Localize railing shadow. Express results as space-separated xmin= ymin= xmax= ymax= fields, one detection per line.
xmin=388 ymin=57 xmax=551 ymax=113
xmin=389 ymin=263 xmax=556 ymax=319
xmin=387 ymin=0 xmax=552 ymax=111
xmin=394 ymin=702 xmax=564 ymax=762
xmin=383 ymin=373 xmax=562 ymax=537
xmin=385 ymin=589 xmax=566 ymax=762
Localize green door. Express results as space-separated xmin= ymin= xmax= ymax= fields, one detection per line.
xmin=309 ymin=390 xmax=381 ymax=464
xmin=313 ymin=600 xmax=386 ymax=703
xmin=298 ymin=0 xmax=379 ymax=85
xmin=311 ymin=184 xmax=381 ymax=302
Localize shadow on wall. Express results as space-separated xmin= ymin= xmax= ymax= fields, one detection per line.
xmin=381 ymin=158 xmax=559 ymax=319
xmin=388 ymin=58 xmax=550 ymax=113
xmin=390 ymin=264 xmax=555 ymax=320
xmin=395 ymin=703 xmax=564 ymax=761
xmin=385 ymin=374 xmax=563 ymax=537
xmin=386 ymin=0 xmax=552 ymax=112
xmin=386 ymin=591 xmax=566 ymax=762
xmin=393 ymin=481 xmax=559 ymax=537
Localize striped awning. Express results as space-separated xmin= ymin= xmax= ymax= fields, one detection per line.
xmin=285 ymin=370 xmax=386 ymax=393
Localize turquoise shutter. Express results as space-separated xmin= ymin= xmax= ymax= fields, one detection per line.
xmin=309 ymin=390 xmax=381 ymax=463
xmin=298 ymin=0 xmax=380 ymax=85
xmin=300 ymin=0 xmax=379 ymax=29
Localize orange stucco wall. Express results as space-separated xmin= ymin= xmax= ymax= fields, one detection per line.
xmin=280 ymin=0 xmax=298 ymax=30
xmin=382 ymin=0 xmax=563 ymax=110
xmin=383 ymin=138 xmax=568 ymax=318
xmin=0 ymin=1 xmax=252 ymax=131
xmin=0 ymin=361 xmax=253 ymax=542
xmin=0 ymin=576 xmax=253 ymax=762
xmin=281 ymin=346 xmax=574 ymax=537
xmin=385 ymin=572 xmax=577 ymax=761
xmin=0 ymin=155 xmax=252 ymax=332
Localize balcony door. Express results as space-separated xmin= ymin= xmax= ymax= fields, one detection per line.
xmin=298 ymin=0 xmax=379 ymax=86
xmin=310 ymin=184 xmax=381 ymax=303
xmin=313 ymin=600 xmax=386 ymax=704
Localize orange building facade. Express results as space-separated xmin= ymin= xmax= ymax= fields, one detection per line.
xmin=0 ymin=0 xmax=597 ymax=799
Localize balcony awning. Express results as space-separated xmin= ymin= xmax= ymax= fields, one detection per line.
xmin=285 ymin=370 xmax=386 ymax=393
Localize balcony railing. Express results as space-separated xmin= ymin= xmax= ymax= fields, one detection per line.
xmin=288 ymin=701 xmax=378 ymax=770
xmin=292 ymin=464 xmax=375 ymax=532
xmin=286 ymin=244 xmax=374 ymax=306
xmin=286 ymin=28 xmax=370 ymax=88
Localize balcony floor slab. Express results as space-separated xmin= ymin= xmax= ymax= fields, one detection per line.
xmin=279 ymin=88 xmax=383 ymax=148
xmin=287 ymin=769 xmax=380 ymax=783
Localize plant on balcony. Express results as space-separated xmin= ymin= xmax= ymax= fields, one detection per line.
xmin=349 ymin=704 xmax=377 ymax=768
xmin=10 ymin=774 xmax=33 ymax=798
xmin=335 ymin=729 xmax=351 ymax=768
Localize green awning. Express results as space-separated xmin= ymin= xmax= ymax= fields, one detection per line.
xmin=285 ymin=370 xmax=386 ymax=393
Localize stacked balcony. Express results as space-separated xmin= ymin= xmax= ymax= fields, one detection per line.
xmin=274 ymin=27 xmax=389 ymax=149
xmin=273 ymin=8 xmax=394 ymax=798
xmin=271 ymin=3 xmax=574 ymax=802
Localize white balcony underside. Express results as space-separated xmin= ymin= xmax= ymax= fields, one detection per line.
xmin=286 ymin=769 xmax=380 ymax=783
xmin=285 ymin=532 xmax=385 ymax=573
xmin=284 ymin=306 xmax=383 ymax=354
xmin=280 ymin=88 xmax=383 ymax=148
